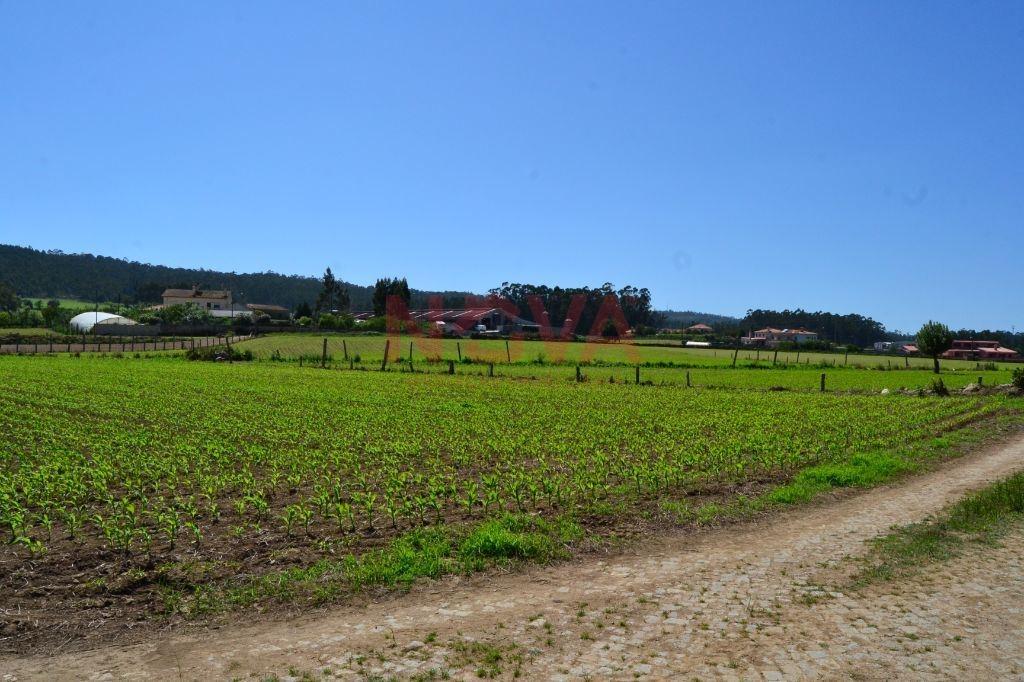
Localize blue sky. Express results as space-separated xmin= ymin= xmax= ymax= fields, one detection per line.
xmin=2 ymin=2 xmax=1022 ymax=331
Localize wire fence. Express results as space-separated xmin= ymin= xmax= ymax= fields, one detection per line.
xmin=0 ymin=334 xmax=250 ymax=355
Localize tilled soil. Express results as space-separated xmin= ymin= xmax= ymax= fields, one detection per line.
xmin=3 ymin=435 xmax=1023 ymax=680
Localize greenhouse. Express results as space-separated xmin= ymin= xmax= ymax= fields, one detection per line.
xmin=69 ymin=312 xmax=138 ymax=333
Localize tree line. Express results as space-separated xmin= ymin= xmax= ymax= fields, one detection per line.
xmin=0 ymin=244 xmax=465 ymax=311
xmin=485 ymin=282 xmax=657 ymax=333
xmin=738 ymin=309 xmax=889 ymax=348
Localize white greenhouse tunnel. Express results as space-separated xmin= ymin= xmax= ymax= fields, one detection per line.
xmin=68 ymin=312 xmax=138 ymax=333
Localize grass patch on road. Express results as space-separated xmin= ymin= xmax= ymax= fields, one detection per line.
xmin=850 ymin=469 xmax=1024 ymax=588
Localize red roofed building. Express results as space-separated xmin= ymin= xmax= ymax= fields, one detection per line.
xmin=941 ymin=340 xmax=1020 ymax=360
xmin=685 ymin=323 xmax=714 ymax=333
xmin=353 ymin=308 xmax=539 ymax=336
xmin=741 ymin=327 xmax=819 ymax=347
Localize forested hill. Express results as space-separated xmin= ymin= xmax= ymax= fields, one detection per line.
xmin=0 ymin=244 xmax=468 ymax=310
xmin=658 ymin=310 xmax=742 ymax=329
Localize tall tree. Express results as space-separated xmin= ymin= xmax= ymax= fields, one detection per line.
xmin=315 ymin=268 xmax=350 ymax=315
xmin=0 ymin=282 xmax=19 ymax=312
xmin=487 ymin=281 xmax=655 ymax=332
xmin=916 ymin=321 xmax=954 ymax=374
xmin=373 ymin=277 xmax=411 ymax=316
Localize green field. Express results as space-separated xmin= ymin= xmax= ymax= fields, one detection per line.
xmin=0 ymin=328 xmax=63 ymax=337
xmin=1 ymin=353 xmax=1020 ymax=630
xmin=237 ymin=333 xmax=1019 ymax=372
xmin=233 ymin=333 xmax=1017 ymax=393
xmin=21 ymin=298 xmax=100 ymax=311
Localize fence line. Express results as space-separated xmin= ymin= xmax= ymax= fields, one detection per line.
xmin=0 ymin=335 xmax=249 ymax=355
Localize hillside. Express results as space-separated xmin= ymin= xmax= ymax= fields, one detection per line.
xmin=658 ymin=309 xmax=742 ymax=328
xmin=0 ymin=244 xmax=468 ymax=310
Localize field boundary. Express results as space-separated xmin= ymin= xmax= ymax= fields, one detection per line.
xmin=0 ymin=334 xmax=250 ymax=355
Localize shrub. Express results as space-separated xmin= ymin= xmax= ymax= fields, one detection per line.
xmin=186 ymin=345 xmax=253 ymax=362
xmin=1013 ymin=368 xmax=1024 ymax=390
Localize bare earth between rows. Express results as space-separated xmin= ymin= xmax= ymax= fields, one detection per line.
xmin=4 ymin=435 xmax=1024 ymax=681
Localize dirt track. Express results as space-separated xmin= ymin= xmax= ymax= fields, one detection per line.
xmin=4 ymin=436 xmax=1024 ymax=681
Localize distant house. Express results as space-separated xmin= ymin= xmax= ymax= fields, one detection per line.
xmin=685 ymin=323 xmax=714 ymax=334
xmin=741 ymin=327 xmax=819 ymax=348
xmin=941 ymin=340 xmax=1020 ymax=360
xmin=162 ymin=286 xmax=232 ymax=311
xmin=873 ymin=341 xmax=895 ymax=352
xmin=354 ymin=308 xmax=538 ymax=335
xmin=246 ymin=303 xmax=290 ymax=320
xmin=900 ymin=344 xmax=919 ymax=355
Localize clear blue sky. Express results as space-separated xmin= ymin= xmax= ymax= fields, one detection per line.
xmin=2 ymin=2 xmax=1022 ymax=331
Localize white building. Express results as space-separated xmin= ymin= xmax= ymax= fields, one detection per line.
xmin=69 ymin=312 xmax=138 ymax=333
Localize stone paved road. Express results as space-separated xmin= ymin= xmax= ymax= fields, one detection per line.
xmin=3 ymin=437 xmax=1024 ymax=681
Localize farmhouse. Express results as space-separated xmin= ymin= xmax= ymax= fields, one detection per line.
xmin=941 ymin=340 xmax=1020 ymax=360
xmin=246 ymin=303 xmax=290 ymax=320
xmin=685 ymin=323 xmax=714 ymax=333
xmin=740 ymin=327 xmax=819 ymax=348
xmin=162 ymin=286 xmax=232 ymax=310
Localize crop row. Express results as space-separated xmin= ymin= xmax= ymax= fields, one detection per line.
xmin=0 ymin=356 xmax=1006 ymax=566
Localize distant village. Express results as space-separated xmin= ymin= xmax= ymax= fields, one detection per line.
xmin=26 ymin=283 xmax=1021 ymax=362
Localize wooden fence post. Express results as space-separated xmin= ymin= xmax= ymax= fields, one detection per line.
xmin=635 ymin=365 xmax=641 ymax=384
xmin=321 ymin=338 xmax=327 ymax=368
xmin=732 ymin=346 xmax=739 ymax=368
xmin=820 ymin=373 xmax=826 ymax=392
xmin=381 ymin=340 xmax=390 ymax=371
xmin=979 ymin=376 xmax=984 ymax=386
xmin=686 ymin=370 xmax=691 ymax=388
xmin=773 ymin=350 xmax=778 ymax=366
xmin=409 ymin=341 xmax=414 ymax=362
xmin=845 ymin=350 xmax=849 ymax=365
xmin=448 ymin=360 xmax=454 ymax=375
xmin=796 ymin=350 xmax=801 ymax=364
xmin=505 ymin=339 xmax=511 ymax=363
xmin=457 ymin=342 xmax=462 ymax=362
xmin=488 ymin=362 xmax=494 ymax=377
xmin=343 ymin=339 xmax=348 ymax=360
xmin=576 ymin=365 xmax=582 ymax=382
xmin=905 ymin=356 xmax=909 ymax=368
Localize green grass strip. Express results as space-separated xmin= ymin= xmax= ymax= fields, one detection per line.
xmin=851 ymin=469 xmax=1024 ymax=588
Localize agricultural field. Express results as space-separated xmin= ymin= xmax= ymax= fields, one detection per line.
xmin=22 ymin=297 xmax=101 ymax=311
xmin=0 ymin=328 xmax=63 ymax=337
xmin=238 ymin=332 xmax=1020 ymax=372
xmin=1 ymin=353 xmax=1021 ymax=651
xmin=236 ymin=333 xmax=1017 ymax=393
